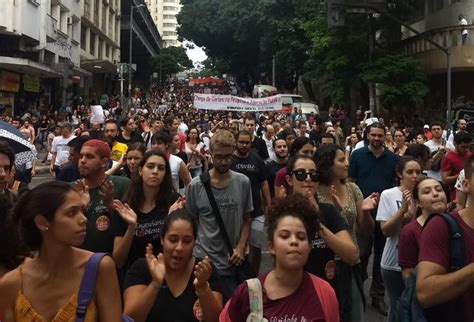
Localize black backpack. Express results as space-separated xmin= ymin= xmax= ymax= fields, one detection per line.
xmin=397 ymin=213 xmax=467 ymax=322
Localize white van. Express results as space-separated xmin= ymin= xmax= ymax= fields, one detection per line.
xmin=252 ymin=85 xmax=278 ymax=98
xmin=281 ymin=94 xmax=319 ymax=116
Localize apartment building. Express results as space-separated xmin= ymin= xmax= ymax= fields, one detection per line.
xmin=145 ymin=0 xmax=180 ymax=47
xmin=0 ymin=0 xmax=88 ymax=115
xmin=80 ymin=0 xmax=121 ymax=100
xmin=402 ymin=0 xmax=474 ymax=105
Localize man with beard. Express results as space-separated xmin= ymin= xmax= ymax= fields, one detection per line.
xmin=266 ymin=138 xmax=289 ymax=198
xmin=425 ymin=122 xmax=455 ymax=182
xmin=77 ymin=139 xmax=130 ymax=254
xmin=448 ymin=118 xmax=468 ymax=145
xmin=186 ymin=129 xmax=253 ymax=301
xmin=231 ymin=130 xmax=271 ymax=275
xmin=104 ymin=119 xmax=128 ymax=162
xmin=349 ymin=122 xmax=398 ymax=316
xmin=0 ymin=142 xmax=16 ymax=203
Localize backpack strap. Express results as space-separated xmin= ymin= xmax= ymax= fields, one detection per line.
xmin=309 ymin=273 xmax=340 ymax=322
xmin=246 ymin=278 xmax=264 ymax=320
xmin=76 ymin=253 xmax=108 ymax=322
xmin=440 ymin=213 xmax=466 ymax=271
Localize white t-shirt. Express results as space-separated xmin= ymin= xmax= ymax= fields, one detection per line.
xmin=178 ymin=122 xmax=188 ymax=134
xmin=263 ymin=136 xmax=275 ymax=162
xmin=169 ymin=154 xmax=183 ymax=192
xmin=352 ymin=140 xmax=366 ymax=152
xmin=376 ymin=186 xmax=403 ymax=272
xmin=424 ymin=140 xmax=455 ymax=181
xmin=460 ymin=18 xmax=468 ymax=35
xmin=51 ymin=135 xmax=76 ymax=166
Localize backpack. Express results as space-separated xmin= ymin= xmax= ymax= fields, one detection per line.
xmin=397 ymin=213 xmax=466 ymax=322
xmin=76 ymin=253 xmax=134 ymax=322
xmin=430 ymin=139 xmax=447 ymax=172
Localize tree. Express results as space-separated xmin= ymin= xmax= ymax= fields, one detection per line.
xmin=361 ymin=53 xmax=429 ymax=107
xmin=150 ymin=46 xmax=193 ymax=81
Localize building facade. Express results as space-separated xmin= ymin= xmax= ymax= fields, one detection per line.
xmin=80 ymin=0 xmax=121 ymax=101
xmin=145 ymin=0 xmax=180 ymax=47
xmin=402 ymin=0 xmax=474 ymax=114
xmin=0 ymin=0 xmax=89 ymax=115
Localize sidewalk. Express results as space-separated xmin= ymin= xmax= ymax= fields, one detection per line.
xmin=34 ymin=150 xmax=51 ymax=175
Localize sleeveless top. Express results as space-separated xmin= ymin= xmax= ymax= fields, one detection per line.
xmin=15 ymin=266 xmax=98 ymax=322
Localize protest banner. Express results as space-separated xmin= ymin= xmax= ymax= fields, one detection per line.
xmin=194 ymin=93 xmax=282 ymax=112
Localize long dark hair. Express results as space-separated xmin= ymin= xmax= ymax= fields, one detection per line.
xmin=123 ymin=142 xmax=146 ymax=178
xmin=313 ymin=143 xmax=345 ymax=185
xmin=124 ymin=150 xmax=174 ymax=212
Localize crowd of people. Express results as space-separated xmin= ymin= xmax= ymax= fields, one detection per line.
xmin=0 ymin=83 xmax=473 ymax=322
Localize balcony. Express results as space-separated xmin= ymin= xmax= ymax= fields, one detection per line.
xmin=400 ymin=25 xmax=474 ymax=74
xmin=45 ymin=14 xmax=58 ymax=43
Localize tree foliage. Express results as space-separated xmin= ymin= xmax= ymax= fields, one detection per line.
xmin=178 ymin=0 xmax=429 ymax=109
xmin=361 ymin=53 xmax=429 ymax=107
xmin=150 ymin=46 xmax=193 ymax=81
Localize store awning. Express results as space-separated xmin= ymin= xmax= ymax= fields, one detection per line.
xmin=0 ymin=56 xmax=62 ymax=78
xmin=81 ymin=59 xmax=118 ymax=74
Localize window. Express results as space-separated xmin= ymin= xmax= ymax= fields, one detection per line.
xmin=90 ymin=32 xmax=96 ymax=55
xmin=81 ymin=25 xmax=87 ymax=50
xmin=163 ymin=23 xmax=176 ymax=28
xmin=163 ymin=6 xmax=176 ymax=11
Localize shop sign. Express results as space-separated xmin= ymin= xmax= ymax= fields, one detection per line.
xmin=0 ymin=70 xmax=20 ymax=93
xmin=23 ymin=74 xmax=40 ymax=93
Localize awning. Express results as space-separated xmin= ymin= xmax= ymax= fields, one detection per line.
xmin=0 ymin=56 xmax=62 ymax=78
xmin=81 ymin=59 xmax=118 ymax=74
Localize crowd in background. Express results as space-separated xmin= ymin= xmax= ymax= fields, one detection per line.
xmin=0 ymin=82 xmax=473 ymax=322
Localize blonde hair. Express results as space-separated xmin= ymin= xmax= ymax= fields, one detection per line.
xmin=210 ymin=129 xmax=235 ymax=151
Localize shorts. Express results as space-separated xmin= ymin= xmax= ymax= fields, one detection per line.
xmin=248 ymin=215 xmax=265 ymax=249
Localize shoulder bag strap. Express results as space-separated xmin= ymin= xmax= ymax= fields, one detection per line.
xmin=246 ymin=278 xmax=264 ymax=320
xmin=440 ymin=213 xmax=466 ymax=271
xmin=76 ymin=253 xmax=108 ymax=322
xmin=199 ymin=172 xmax=234 ymax=256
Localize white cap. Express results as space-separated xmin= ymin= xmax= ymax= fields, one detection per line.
xmin=424 ymin=124 xmax=429 ymax=129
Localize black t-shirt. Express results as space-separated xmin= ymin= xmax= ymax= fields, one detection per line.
xmin=251 ymin=136 xmax=269 ymax=160
xmin=115 ymin=192 xmax=180 ymax=270
xmin=123 ymin=257 xmax=223 ymax=322
xmin=39 ymin=119 xmax=49 ymax=131
xmin=305 ymin=203 xmax=348 ymax=286
xmin=79 ymin=175 xmax=131 ymax=253
xmin=117 ymin=131 xmax=144 ymax=146
xmin=309 ymin=129 xmax=322 ymax=146
xmin=266 ymin=161 xmax=287 ymax=198
xmin=231 ymin=151 xmax=268 ymax=218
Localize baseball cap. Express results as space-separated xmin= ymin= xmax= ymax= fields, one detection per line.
xmin=424 ymin=124 xmax=429 ymax=129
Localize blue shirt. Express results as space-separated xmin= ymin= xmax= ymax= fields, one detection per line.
xmin=348 ymin=147 xmax=398 ymax=197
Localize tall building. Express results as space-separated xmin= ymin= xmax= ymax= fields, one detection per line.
xmin=80 ymin=0 xmax=121 ymax=100
xmin=145 ymin=0 xmax=180 ymax=47
xmin=402 ymin=0 xmax=474 ymax=105
xmin=0 ymin=0 xmax=89 ymax=115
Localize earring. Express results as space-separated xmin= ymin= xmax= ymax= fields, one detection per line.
xmin=44 ymin=227 xmax=49 ymax=231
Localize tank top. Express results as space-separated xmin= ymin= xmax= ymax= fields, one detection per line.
xmin=15 ymin=265 xmax=98 ymax=322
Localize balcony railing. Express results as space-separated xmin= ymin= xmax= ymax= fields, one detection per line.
xmin=401 ymin=25 xmax=474 ymax=56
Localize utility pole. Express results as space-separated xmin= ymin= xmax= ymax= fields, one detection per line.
xmin=129 ymin=3 xmax=146 ymax=102
xmin=272 ymin=55 xmax=276 ymax=87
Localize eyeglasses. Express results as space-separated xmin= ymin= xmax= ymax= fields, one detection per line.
xmin=291 ymin=169 xmax=321 ymax=182
xmin=213 ymin=154 xmax=233 ymax=162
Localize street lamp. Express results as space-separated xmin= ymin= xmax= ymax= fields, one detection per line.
xmin=129 ymin=2 xmax=146 ymax=101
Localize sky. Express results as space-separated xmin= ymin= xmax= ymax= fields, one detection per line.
xmin=183 ymin=40 xmax=207 ymax=66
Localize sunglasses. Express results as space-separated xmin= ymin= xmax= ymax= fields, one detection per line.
xmin=291 ymin=169 xmax=321 ymax=182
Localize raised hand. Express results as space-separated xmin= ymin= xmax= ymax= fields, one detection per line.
xmin=74 ymin=179 xmax=90 ymax=208
xmin=145 ymin=244 xmax=166 ymax=286
xmin=168 ymin=196 xmax=186 ymax=214
xmin=193 ymin=256 xmax=212 ymax=289
xmin=362 ymin=192 xmax=379 ymax=212
xmin=112 ymin=200 xmax=137 ymax=226
xmin=304 ymin=188 xmax=319 ymax=210
xmin=229 ymin=246 xmax=245 ymax=266
xmin=99 ymin=179 xmax=114 ymax=208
